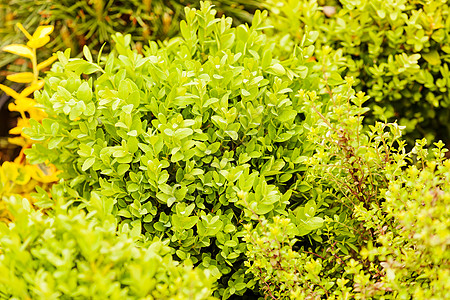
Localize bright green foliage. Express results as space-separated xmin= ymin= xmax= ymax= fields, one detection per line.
xmin=0 ymin=0 xmax=260 ymax=76
xmin=242 ymin=78 xmax=394 ymax=298
xmin=357 ymin=152 xmax=450 ymax=299
xmin=22 ymin=2 xmax=334 ymax=297
xmin=0 ymin=194 xmax=216 ymax=299
xmin=265 ymin=0 xmax=450 ymax=145
xmin=244 ymin=216 xmax=333 ymax=299
xmin=245 ymin=66 xmax=450 ymax=298
xmin=13 ymin=1 xmax=449 ymax=298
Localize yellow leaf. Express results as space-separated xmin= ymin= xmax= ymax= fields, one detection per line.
xmin=9 ymin=125 xmax=24 ymax=135
xmin=9 ymin=98 xmax=36 ymax=113
xmin=14 ymin=167 xmax=32 ymax=186
xmin=16 ymin=23 xmax=33 ymax=40
xmin=27 ymin=36 xmax=50 ymax=49
xmin=8 ymin=136 xmax=28 ymax=147
xmin=20 ymin=80 xmax=45 ymax=97
xmin=27 ymin=107 xmax=47 ymax=122
xmin=7 ymin=72 xmax=35 ymax=83
xmin=29 ymin=163 xmax=60 ymax=183
xmin=37 ymin=55 xmax=57 ymax=71
xmin=0 ymin=162 xmax=19 ymax=181
xmin=33 ymin=25 xmax=54 ymax=39
xmin=2 ymin=44 xmax=33 ymax=59
xmin=0 ymin=84 xmax=21 ymax=99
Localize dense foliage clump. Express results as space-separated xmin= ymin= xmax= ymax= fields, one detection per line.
xmin=244 ymin=80 xmax=450 ymax=298
xmin=0 ymin=1 xmax=448 ymax=299
xmin=0 ymin=0 xmax=261 ymax=78
xmin=21 ymin=1 xmax=354 ymax=296
xmin=0 ymin=194 xmax=216 ymax=299
xmin=265 ymin=0 xmax=450 ymax=145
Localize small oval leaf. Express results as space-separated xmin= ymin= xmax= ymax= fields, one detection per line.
xmin=7 ymin=72 xmax=35 ymax=83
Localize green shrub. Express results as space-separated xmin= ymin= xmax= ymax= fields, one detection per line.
xmin=242 ymin=78 xmax=392 ymax=298
xmin=357 ymin=147 xmax=450 ymax=300
xmin=0 ymin=193 xmax=216 ymax=299
xmin=244 ymin=66 xmax=449 ymax=298
xmin=265 ymin=0 xmax=450 ymax=145
xmin=244 ymin=215 xmax=332 ymax=299
xmin=22 ymin=1 xmax=350 ymax=297
xmin=21 ymin=1 xmax=448 ymax=298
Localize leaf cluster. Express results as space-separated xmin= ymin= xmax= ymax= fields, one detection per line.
xmin=0 ymin=194 xmax=216 ymax=299
xmin=0 ymin=0 xmax=261 ymax=79
xmin=265 ymin=0 xmax=450 ymax=145
xmin=22 ymin=2 xmax=335 ymax=297
xmin=0 ymin=23 xmax=59 ymax=221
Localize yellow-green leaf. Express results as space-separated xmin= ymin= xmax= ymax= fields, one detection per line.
xmin=7 ymin=72 xmax=35 ymax=83
xmin=0 ymin=84 xmax=21 ymax=99
xmin=32 ymin=25 xmax=54 ymax=39
xmin=37 ymin=55 xmax=57 ymax=71
xmin=422 ymin=50 xmax=441 ymax=66
xmin=2 ymin=44 xmax=33 ymax=59
xmin=27 ymin=36 xmax=50 ymax=49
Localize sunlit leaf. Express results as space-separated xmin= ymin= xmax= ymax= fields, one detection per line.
xmin=27 ymin=36 xmax=51 ymax=49
xmin=2 ymin=44 xmax=33 ymax=59
xmin=37 ymin=55 xmax=57 ymax=71
xmin=0 ymin=83 xmax=21 ymax=99
xmin=6 ymin=72 xmax=35 ymax=83
xmin=32 ymin=25 xmax=54 ymax=39
xmin=20 ymin=80 xmax=45 ymax=97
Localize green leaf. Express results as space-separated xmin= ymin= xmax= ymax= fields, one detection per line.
xmin=66 ymin=59 xmax=102 ymax=74
xmin=304 ymin=217 xmax=323 ymax=231
xmin=278 ymin=109 xmax=297 ymax=123
xmin=77 ymin=82 xmax=92 ymax=102
xmin=83 ymin=45 xmax=93 ymax=63
xmin=48 ymin=137 xmax=64 ymax=149
xmin=262 ymin=50 xmax=272 ymax=69
xmin=127 ymin=183 xmax=139 ymax=193
xmin=82 ymin=157 xmax=95 ymax=171
xmin=269 ymin=63 xmax=286 ymax=76
xmin=174 ymin=128 xmax=193 ymax=140
xmin=327 ymin=72 xmax=345 ymax=85
xmin=422 ymin=51 xmax=441 ymax=65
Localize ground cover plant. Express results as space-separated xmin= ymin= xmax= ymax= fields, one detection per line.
xmin=0 ymin=1 xmax=449 ymax=299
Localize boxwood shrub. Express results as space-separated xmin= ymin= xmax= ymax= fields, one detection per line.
xmin=24 ymin=2 xmax=344 ymax=297
xmin=5 ymin=1 xmax=448 ymax=298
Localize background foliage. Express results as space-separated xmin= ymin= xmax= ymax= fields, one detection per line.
xmin=265 ymin=0 xmax=450 ymax=146
xmin=0 ymin=0 xmax=261 ymax=77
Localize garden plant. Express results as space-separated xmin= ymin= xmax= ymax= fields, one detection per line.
xmin=265 ymin=0 xmax=450 ymax=146
xmin=0 ymin=0 xmax=261 ymax=82
xmin=0 ymin=1 xmax=449 ymax=299
xmin=0 ymin=23 xmax=59 ymax=222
